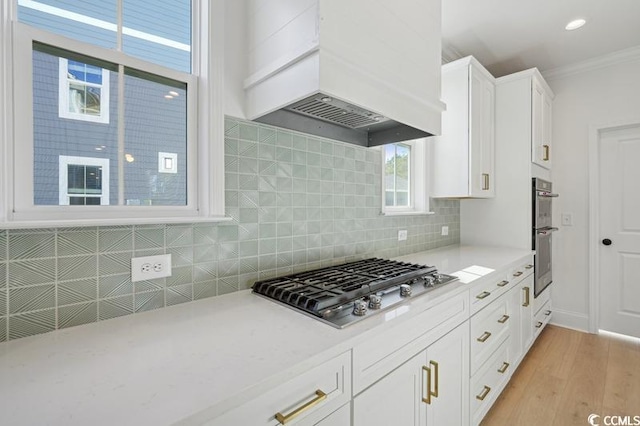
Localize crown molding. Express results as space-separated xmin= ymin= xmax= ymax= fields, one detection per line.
xmin=441 ymin=43 xmax=464 ymax=64
xmin=542 ymin=44 xmax=640 ymax=81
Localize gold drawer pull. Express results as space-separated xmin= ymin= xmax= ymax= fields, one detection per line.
xmin=476 ymin=291 xmax=491 ymax=300
xmin=543 ymin=144 xmax=550 ymax=161
xmin=525 ymin=264 xmax=534 ymax=269
xmin=545 ymin=310 xmax=552 ymax=316
xmin=523 ymin=286 xmax=530 ymax=307
xmin=430 ymin=360 xmax=439 ymax=398
xmin=535 ymin=321 xmax=543 ymax=328
xmin=275 ymin=390 xmax=327 ymax=424
xmin=513 ymin=271 xmax=523 ymax=277
xmin=477 ymin=331 xmax=492 ymax=343
xmin=476 ymin=385 xmax=491 ymax=401
xmin=497 ymin=280 xmax=509 ymax=287
xmin=498 ymin=362 xmax=510 ymax=374
xmin=498 ymin=314 xmax=510 ymax=324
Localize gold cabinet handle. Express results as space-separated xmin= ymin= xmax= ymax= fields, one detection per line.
xmin=535 ymin=321 xmax=543 ymax=328
xmin=477 ymin=331 xmax=492 ymax=343
xmin=497 ymin=280 xmax=509 ymax=287
xmin=430 ymin=360 xmax=439 ymax=398
xmin=482 ymin=173 xmax=490 ymax=190
xmin=525 ymin=264 xmax=534 ymax=270
xmin=498 ymin=362 xmax=510 ymax=374
xmin=498 ymin=314 xmax=510 ymax=324
xmin=422 ymin=365 xmax=432 ymax=404
xmin=545 ymin=310 xmax=551 ymax=316
xmin=476 ymin=291 xmax=491 ymax=300
xmin=275 ymin=390 xmax=327 ymax=424
xmin=543 ymin=144 xmax=550 ymax=161
xmin=513 ymin=271 xmax=523 ymax=277
xmin=476 ymin=385 xmax=492 ymax=401
xmin=421 ymin=360 xmax=439 ymax=405
xmin=523 ymin=286 xmax=530 ymax=307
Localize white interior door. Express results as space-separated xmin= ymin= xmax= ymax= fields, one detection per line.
xmin=598 ymin=124 xmax=640 ymax=338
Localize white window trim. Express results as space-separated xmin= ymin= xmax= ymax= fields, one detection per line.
xmin=59 ymin=155 xmax=110 ymax=206
xmin=0 ymin=0 xmax=228 ymax=227
xmin=381 ymin=139 xmax=432 ymax=216
xmin=58 ymin=58 xmax=110 ymax=124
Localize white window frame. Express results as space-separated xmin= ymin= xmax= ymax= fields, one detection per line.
xmin=381 ymin=139 xmax=431 ymax=216
xmin=59 ymin=155 xmax=110 ymax=206
xmin=58 ymin=58 xmax=110 ymax=124
xmin=0 ymin=0 xmax=227 ymax=227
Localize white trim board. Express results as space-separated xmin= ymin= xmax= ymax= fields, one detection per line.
xmin=549 ymin=308 xmax=590 ymax=334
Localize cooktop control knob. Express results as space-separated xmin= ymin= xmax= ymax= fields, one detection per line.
xmin=368 ymin=294 xmax=382 ymax=309
xmin=399 ymin=284 xmax=412 ymax=297
xmin=353 ymin=299 xmax=367 ymax=316
xmin=424 ymin=276 xmax=436 ymax=287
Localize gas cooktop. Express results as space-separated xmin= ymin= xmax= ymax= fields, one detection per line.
xmin=252 ymin=258 xmax=458 ymax=328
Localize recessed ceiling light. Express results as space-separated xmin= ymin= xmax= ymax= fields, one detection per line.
xmin=168 ymin=91 xmax=179 ymax=97
xmin=565 ymin=18 xmax=586 ymax=31
xmin=164 ymin=94 xmax=174 ymax=99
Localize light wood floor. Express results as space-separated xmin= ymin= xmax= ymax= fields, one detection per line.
xmin=481 ymin=325 xmax=640 ymax=426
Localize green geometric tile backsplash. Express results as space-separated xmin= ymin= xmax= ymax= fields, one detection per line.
xmin=0 ymin=117 xmax=460 ymax=342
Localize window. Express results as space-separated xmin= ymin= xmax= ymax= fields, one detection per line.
xmin=0 ymin=0 xmax=226 ymax=224
xmin=59 ymin=156 xmax=110 ymax=205
xmin=59 ymin=58 xmax=110 ymax=123
xmin=381 ymin=139 xmax=430 ymax=216
xmin=384 ymin=143 xmax=411 ymax=208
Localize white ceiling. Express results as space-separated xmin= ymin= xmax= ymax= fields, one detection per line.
xmin=441 ymin=0 xmax=640 ymax=77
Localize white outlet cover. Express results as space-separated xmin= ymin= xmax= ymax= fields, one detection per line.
xmin=131 ymin=254 xmax=172 ymax=282
xmin=441 ymin=226 xmax=449 ymax=236
xmin=398 ymin=230 xmax=408 ymax=241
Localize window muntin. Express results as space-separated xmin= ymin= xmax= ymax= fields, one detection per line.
xmin=384 ymin=143 xmax=412 ymax=208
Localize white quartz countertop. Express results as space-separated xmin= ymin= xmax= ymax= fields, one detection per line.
xmin=0 ymin=244 xmax=533 ymax=426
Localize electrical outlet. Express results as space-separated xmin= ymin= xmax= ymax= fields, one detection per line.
xmin=441 ymin=226 xmax=449 ymax=236
xmin=398 ymin=230 xmax=408 ymax=241
xmin=131 ymin=254 xmax=172 ymax=282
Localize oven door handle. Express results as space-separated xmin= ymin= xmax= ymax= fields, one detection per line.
xmin=536 ymin=227 xmax=559 ymax=235
xmin=536 ymin=191 xmax=559 ymax=198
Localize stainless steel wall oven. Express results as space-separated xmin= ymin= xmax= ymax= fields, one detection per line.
xmin=532 ymin=178 xmax=558 ymax=297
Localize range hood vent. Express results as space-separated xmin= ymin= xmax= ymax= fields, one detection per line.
xmin=288 ymin=96 xmax=390 ymax=129
xmin=254 ymin=93 xmax=432 ymax=147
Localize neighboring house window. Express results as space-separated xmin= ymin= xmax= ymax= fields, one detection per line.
xmin=58 ymin=58 xmax=110 ymax=123
xmin=381 ymin=139 xmax=430 ymax=215
xmin=384 ymin=143 xmax=412 ymax=208
xmin=59 ymin=156 xmax=110 ymax=205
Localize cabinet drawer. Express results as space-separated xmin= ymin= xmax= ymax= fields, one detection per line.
xmin=470 ymin=293 xmax=511 ymax=374
xmin=470 ymin=339 xmax=512 ymax=426
xmin=207 ymin=352 xmax=351 ymax=426
xmin=470 ymin=272 xmax=513 ymax=315
xmin=509 ymin=261 xmax=534 ymax=285
xmin=534 ymin=300 xmax=552 ymax=338
xmin=352 ymin=290 xmax=468 ymax=395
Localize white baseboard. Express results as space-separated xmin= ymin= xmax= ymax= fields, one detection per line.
xmin=549 ymin=308 xmax=590 ymax=333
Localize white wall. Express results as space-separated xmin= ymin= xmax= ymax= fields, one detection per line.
xmin=545 ymin=56 xmax=640 ymax=331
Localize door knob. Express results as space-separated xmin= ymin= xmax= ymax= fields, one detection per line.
xmin=602 ymin=238 xmax=612 ymax=246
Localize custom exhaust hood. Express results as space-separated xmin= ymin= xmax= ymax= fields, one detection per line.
xmin=244 ymin=0 xmax=445 ymax=147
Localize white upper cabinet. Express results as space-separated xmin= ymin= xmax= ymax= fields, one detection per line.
xmin=243 ymin=0 xmax=445 ymax=141
xmin=531 ymin=75 xmax=553 ymax=169
xmin=430 ymin=56 xmax=495 ymax=198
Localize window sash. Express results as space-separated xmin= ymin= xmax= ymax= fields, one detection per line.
xmin=12 ymin=23 xmax=199 ymax=221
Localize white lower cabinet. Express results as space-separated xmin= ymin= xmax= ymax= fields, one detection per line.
xmin=313 ymin=402 xmax=351 ymax=426
xmin=205 ymin=351 xmax=351 ymax=426
xmin=520 ymin=275 xmax=535 ymax=353
xmin=353 ymin=321 xmax=470 ymax=426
